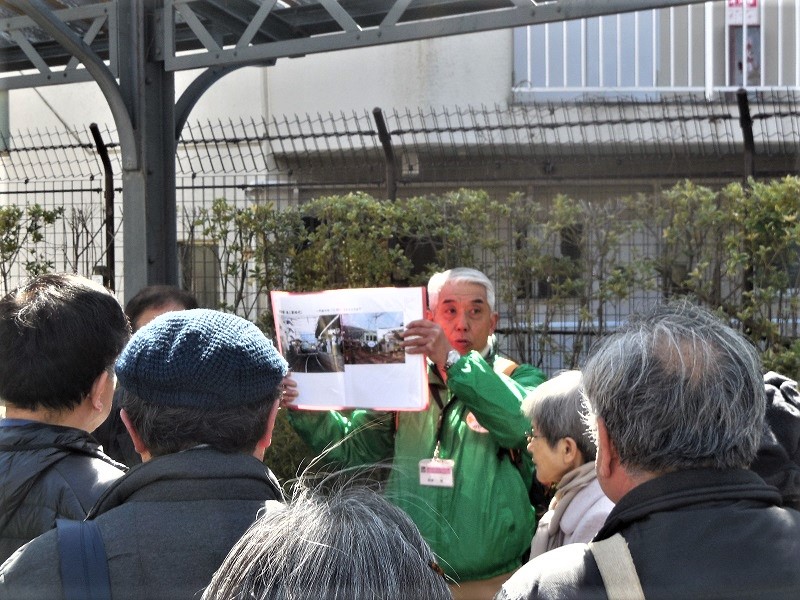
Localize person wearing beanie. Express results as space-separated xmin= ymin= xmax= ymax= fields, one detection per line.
xmin=0 ymin=309 xmax=289 ymax=600
xmin=94 ymin=284 xmax=199 ymax=467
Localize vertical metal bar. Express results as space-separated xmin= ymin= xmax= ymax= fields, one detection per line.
xmin=562 ymin=20 xmax=567 ymax=86
xmin=616 ymin=13 xmax=621 ymax=85
xmin=688 ymin=4 xmax=693 ymax=85
xmin=372 ymin=107 xmax=396 ymax=201
xmin=545 ymin=22 xmax=551 ymax=87
xmin=599 ymin=16 xmax=605 ymax=85
xmin=705 ymin=1 xmax=713 ymax=98
xmin=634 ymin=10 xmax=640 ymax=87
xmin=580 ymin=18 xmax=586 ymax=87
xmin=759 ymin=0 xmax=765 ymax=87
xmin=526 ymin=25 xmax=532 ymax=85
xmin=90 ymin=122 xmax=115 ymax=291
xmin=737 ymin=87 xmax=755 ymax=182
xmin=778 ymin=0 xmax=784 ymax=86
xmin=669 ymin=7 xmax=675 ymax=87
xmin=796 ymin=0 xmax=800 ymax=85
xmin=652 ymin=9 xmax=657 ymax=86
xmin=737 ymin=87 xmax=754 ymax=296
xmin=724 ymin=1 xmax=731 ymax=85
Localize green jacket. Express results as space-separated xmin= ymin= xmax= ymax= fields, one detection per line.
xmin=287 ymin=347 xmax=546 ymax=581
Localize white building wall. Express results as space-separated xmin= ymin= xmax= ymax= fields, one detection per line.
xmin=264 ymin=30 xmax=512 ymax=117
xmin=7 ymin=67 xmax=268 ymax=131
xmin=6 ymin=30 xmax=510 ymax=131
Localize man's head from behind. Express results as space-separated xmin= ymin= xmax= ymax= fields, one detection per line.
xmin=583 ymin=301 xmax=765 ymax=496
xmin=125 ymin=285 xmax=198 ymax=332
xmin=0 ymin=273 xmax=130 ymax=414
xmin=116 ymin=309 xmax=288 ymax=459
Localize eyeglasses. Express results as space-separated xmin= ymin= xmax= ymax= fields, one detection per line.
xmin=525 ymin=430 xmax=543 ymax=444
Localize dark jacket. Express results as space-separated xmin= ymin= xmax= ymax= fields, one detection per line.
xmin=92 ymin=388 xmax=141 ymax=467
xmin=0 ymin=446 xmax=283 ymax=600
xmin=0 ymin=421 xmax=125 ymax=564
xmin=496 ymin=468 xmax=800 ymax=600
xmin=752 ymin=371 xmax=800 ymax=509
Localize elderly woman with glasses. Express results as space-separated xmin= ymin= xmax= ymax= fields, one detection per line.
xmin=522 ymin=370 xmax=614 ymax=561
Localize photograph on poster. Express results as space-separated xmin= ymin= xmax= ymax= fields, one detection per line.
xmin=271 ymin=287 xmax=427 ymax=411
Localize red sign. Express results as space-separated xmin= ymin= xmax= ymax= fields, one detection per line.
xmin=727 ymin=0 xmax=759 ymax=25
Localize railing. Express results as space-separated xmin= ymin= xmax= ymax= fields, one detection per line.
xmin=513 ymin=0 xmax=800 ymax=100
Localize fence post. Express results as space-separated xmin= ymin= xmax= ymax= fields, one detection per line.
xmin=90 ymin=123 xmax=115 ymax=292
xmin=372 ymin=107 xmax=398 ymax=201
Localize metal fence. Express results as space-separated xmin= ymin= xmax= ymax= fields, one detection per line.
xmin=2 ymin=91 xmax=800 ymax=372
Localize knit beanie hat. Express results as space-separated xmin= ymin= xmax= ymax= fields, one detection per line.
xmin=115 ymin=308 xmax=288 ymax=408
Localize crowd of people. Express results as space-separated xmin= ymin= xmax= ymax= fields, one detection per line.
xmin=0 ymin=268 xmax=799 ymax=599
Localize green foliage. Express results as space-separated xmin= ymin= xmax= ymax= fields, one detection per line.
xmin=0 ymin=203 xmax=64 ymax=294
xmin=186 ymin=179 xmax=800 ymax=475
xmin=761 ymin=339 xmax=800 ymax=382
xmin=656 ymin=177 xmax=800 ymax=350
xmin=187 ymin=198 xmax=305 ymax=326
xmin=290 ymin=192 xmax=411 ymax=290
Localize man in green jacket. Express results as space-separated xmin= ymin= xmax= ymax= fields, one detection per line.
xmin=285 ymin=268 xmax=546 ymax=595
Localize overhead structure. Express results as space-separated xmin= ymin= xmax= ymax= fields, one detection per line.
xmin=0 ymin=0 xmax=710 ymax=300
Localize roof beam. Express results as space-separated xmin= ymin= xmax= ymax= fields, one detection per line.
xmin=162 ymin=0 xmax=711 ymax=71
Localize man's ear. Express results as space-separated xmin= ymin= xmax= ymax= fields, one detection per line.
xmin=253 ymin=401 xmax=281 ymax=459
xmin=425 ymin=308 xmax=435 ymax=321
xmin=87 ymin=370 xmax=112 ymax=412
xmin=120 ymin=408 xmax=151 ymax=461
xmin=489 ymin=311 xmax=499 ymax=334
xmin=595 ymin=418 xmax=615 ymax=480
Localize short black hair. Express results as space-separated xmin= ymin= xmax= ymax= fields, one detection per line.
xmin=124 ymin=285 xmax=198 ymax=331
xmin=0 ymin=274 xmax=131 ymax=411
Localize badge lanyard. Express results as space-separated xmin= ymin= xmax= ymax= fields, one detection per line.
xmin=419 ymin=383 xmax=456 ymax=487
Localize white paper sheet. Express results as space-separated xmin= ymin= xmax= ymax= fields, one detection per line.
xmin=271 ymin=287 xmax=428 ymax=410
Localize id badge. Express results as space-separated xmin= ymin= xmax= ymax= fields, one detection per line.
xmin=419 ymin=458 xmax=455 ymax=488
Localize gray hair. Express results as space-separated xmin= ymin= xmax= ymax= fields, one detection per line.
xmin=522 ymin=370 xmax=596 ymax=461
xmin=428 ymin=268 xmax=495 ymax=312
xmin=119 ymin=388 xmax=279 ymax=457
xmin=202 ymin=480 xmax=452 ymax=600
xmin=582 ymin=301 xmax=765 ymax=473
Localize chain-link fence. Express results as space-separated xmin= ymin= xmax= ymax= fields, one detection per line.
xmin=2 ymin=91 xmax=800 ymax=373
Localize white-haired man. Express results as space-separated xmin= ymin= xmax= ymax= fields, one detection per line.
xmin=285 ymin=268 xmax=546 ymax=596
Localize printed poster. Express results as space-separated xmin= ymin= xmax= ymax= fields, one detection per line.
xmin=271 ymin=287 xmax=428 ymax=410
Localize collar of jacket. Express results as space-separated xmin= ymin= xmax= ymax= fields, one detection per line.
xmin=596 ymin=467 xmax=782 ymax=540
xmin=86 ymin=446 xmax=282 ymax=518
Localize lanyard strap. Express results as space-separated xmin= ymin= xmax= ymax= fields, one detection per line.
xmin=429 ymin=384 xmax=458 ymax=459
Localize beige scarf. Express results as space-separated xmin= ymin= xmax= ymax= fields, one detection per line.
xmin=529 ymin=461 xmax=598 ymax=559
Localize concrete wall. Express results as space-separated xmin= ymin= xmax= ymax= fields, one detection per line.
xmin=265 ymin=30 xmax=512 ymax=117
xmin=7 ymin=67 xmax=268 ymax=131
xmin=6 ymin=29 xmax=511 ymax=132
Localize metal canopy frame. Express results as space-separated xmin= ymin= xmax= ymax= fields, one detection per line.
xmin=0 ymin=0 xmax=709 ymax=300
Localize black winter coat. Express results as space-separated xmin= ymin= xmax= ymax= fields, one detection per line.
xmin=0 ymin=446 xmax=284 ymax=600
xmin=0 ymin=421 xmax=125 ymax=563
xmin=497 ymin=468 xmax=800 ymax=600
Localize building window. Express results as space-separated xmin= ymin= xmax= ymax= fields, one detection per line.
xmin=178 ymin=241 xmax=219 ymax=309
